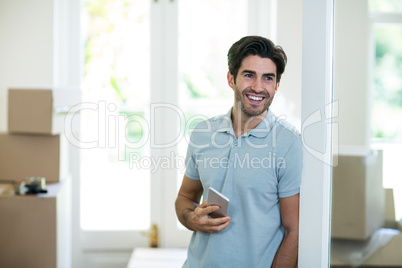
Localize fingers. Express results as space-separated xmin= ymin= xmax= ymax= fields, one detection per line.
xmin=192 ymin=213 xmax=231 ymax=232
xmin=197 ymin=205 xmax=220 ymax=217
xmin=198 ymin=200 xmax=207 ymax=208
xmin=189 ymin=200 xmax=231 ymax=233
xmin=195 ymin=201 xmax=220 ymax=217
xmin=209 ymin=217 xmax=231 ymax=227
xmin=214 ymin=217 xmax=231 ymax=232
xmin=202 ymin=217 xmax=231 ymax=233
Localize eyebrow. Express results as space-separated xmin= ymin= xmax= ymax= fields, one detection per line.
xmin=241 ymin=69 xmax=276 ymax=77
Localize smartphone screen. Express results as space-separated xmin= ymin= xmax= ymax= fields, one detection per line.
xmin=207 ymin=187 xmax=229 ymax=218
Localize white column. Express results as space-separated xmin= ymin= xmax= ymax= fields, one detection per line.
xmin=299 ymin=0 xmax=334 ymax=267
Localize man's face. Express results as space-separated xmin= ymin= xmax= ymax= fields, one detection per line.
xmin=228 ymin=55 xmax=279 ymax=118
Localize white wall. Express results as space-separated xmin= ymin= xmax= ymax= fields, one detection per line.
xmin=0 ymin=0 xmax=55 ymax=132
xmin=274 ymin=0 xmax=303 ymax=127
xmin=0 ymin=2 xmax=81 ymax=267
xmin=334 ymin=0 xmax=370 ymax=152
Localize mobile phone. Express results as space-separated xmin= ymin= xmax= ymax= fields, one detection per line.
xmin=207 ymin=187 xmax=229 ymax=218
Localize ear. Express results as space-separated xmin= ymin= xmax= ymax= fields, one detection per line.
xmin=275 ymin=81 xmax=280 ymax=92
xmin=227 ymin=71 xmax=235 ymax=90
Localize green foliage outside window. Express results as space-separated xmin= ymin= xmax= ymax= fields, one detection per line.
xmin=372 ymin=25 xmax=402 ymax=141
xmin=369 ymin=0 xmax=402 ymax=12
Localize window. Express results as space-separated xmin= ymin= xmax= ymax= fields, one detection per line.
xmin=369 ymin=0 xmax=402 ymax=12
xmin=370 ymin=0 xmax=402 ymax=221
xmin=80 ymin=0 xmax=259 ymax=233
xmin=81 ymin=0 xmax=151 ymax=230
xmin=371 ymin=24 xmax=402 ymax=142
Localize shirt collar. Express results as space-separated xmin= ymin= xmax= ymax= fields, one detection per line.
xmin=216 ymin=108 xmax=235 ymax=135
xmin=248 ymin=109 xmax=275 ymax=138
xmin=216 ymin=107 xmax=276 ymax=138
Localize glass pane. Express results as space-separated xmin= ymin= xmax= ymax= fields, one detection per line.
xmin=330 ymin=1 xmax=401 ymax=265
xmin=372 ymin=24 xmax=402 ymax=142
xmin=380 ymin=144 xmax=402 ymax=221
xmin=81 ymin=0 xmax=151 ymax=230
xmin=369 ymin=0 xmax=402 ymax=12
xmin=372 ymin=24 xmax=402 ymax=224
xmin=176 ymin=0 xmax=248 ymax=228
xmin=178 ymin=0 xmax=248 ymax=110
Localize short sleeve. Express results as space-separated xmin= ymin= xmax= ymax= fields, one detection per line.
xmin=277 ymin=137 xmax=303 ymax=198
xmin=184 ymin=132 xmax=200 ymax=181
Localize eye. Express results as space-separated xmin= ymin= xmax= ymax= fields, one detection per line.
xmin=265 ymin=76 xmax=274 ymax=81
xmin=245 ymin=73 xmax=254 ymax=78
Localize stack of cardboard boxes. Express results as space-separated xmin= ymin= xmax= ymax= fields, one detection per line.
xmin=331 ymin=151 xmax=402 ymax=266
xmin=0 ymin=88 xmax=79 ymax=268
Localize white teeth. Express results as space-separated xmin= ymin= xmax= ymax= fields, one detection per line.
xmin=248 ymin=95 xmax=263 ymax=101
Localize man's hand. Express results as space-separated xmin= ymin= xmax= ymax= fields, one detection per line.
xmin=175 ymin=176 xmax=231 ymax=232
xmin=186 ymin=201 xmax=231 ymax=233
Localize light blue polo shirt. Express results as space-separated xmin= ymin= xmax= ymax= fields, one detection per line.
xmin=183 ymin=108 xmax=302 ymax=268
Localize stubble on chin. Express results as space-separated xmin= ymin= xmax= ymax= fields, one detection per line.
xmin=237 ymin=95 xmax=273 ymax=118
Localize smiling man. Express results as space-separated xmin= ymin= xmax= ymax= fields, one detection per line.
xmin=175 ymin=36 xmax=302 ymax=268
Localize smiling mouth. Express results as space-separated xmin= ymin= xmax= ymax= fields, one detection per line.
xmin=246 ymin=94 xmax=266 ymax=102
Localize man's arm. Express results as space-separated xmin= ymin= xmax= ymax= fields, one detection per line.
xmin=175 ymin=175 xmax=231 ymax=232
xmin=272 ymin=193 xmax=299 ymax=268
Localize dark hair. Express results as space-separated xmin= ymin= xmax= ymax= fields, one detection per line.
xmin=227 ymin=36 xmax=287 ymax=83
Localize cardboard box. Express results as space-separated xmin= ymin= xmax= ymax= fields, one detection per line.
xmin=0 ymin=184 xmax=14 ymax=197
xmin=0 ymin=179 xmax=71 ymax=268
xmin=0 ymin=133 xmax=68 ymax=183
xmin=8 ymin=87 xmax=80 ymax=135
xmin=384 ymin=188 xmax=398 ymax=229
xmin=331 ymin=232 xmax=402 ymax=266
xmin=331 ymin=150 xmax=385 ymax=240
xmin=364 ymin=233 xmax=402 ymax=266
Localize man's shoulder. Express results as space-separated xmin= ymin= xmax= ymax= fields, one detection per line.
xmin=274 ymin=118 xmax=301 ymax=140
xmin=268 ymin=115 xmax=302 ymax=152
xmin=192 ymin=113 xmax=230 ymax=131
xmin=265 ymin=110 xmax=300 ymax=141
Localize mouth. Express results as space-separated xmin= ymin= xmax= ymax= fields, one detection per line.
xmin=246 ymin=94 xmax=266 ymax=104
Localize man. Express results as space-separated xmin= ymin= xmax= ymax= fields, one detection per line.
xmin=175 ymin=36 xmax=302 ymax=267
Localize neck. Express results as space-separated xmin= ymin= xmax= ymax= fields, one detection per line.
xmin=231 ymin=106 xmax=267 ymax=138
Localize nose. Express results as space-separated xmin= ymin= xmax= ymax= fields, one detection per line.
xmin=252 ymin=79 xmax=264 ymax=93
